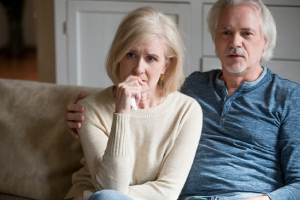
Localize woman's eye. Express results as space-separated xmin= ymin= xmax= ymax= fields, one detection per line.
xmin=127 ymin=52 xmax=136 ymax=58
xmin=223 ymin=31 xmax=230 ymax=35
xmin=147 ymin=56 xmax=156 ymax=62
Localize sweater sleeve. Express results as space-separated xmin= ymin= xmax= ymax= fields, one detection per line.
xmin=267 ymin=86 xmax=300 ymax=200
xmin=126 ymin=101 xmax=203 ymax=200
xmin=77 ymin=100 xmax=132 ymax=196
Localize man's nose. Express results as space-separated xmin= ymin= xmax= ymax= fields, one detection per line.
xmin=229 ymin=33 xmax=243 ymax=48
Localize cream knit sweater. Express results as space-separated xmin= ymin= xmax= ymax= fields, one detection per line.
xmin=65 ymin=86 xmax=203 ymax=200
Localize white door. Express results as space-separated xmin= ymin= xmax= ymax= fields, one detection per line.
xmin=66 ymin=1 xmax=190 ymax=88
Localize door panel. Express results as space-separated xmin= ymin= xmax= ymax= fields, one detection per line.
xmin=67 ymin=1 xmax=190 ymax=87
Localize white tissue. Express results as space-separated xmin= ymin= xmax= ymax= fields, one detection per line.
xmin=131 ymin=96 xmax=137 ymax=110
xmin=131 ymin=85 xmax=141 ymax=110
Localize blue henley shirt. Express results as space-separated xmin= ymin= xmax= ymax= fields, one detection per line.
xmin=180 ymin=68 xmax=300 ymax=200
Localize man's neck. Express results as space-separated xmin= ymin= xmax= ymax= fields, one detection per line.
xmin=220 ymin=66 xmax=264 ymax=97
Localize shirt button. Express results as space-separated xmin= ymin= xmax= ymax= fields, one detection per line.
xmin=222 ymin=114 xmax=226 ymax=118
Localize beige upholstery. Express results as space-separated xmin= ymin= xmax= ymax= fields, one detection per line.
xmin=0 ymin=78 xmax=101 ymax=200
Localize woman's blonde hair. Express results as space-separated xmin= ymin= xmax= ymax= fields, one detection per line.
xmin=106 ymin=6 xmax=185 ymax=96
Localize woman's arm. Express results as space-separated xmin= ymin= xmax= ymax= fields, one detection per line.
xmin=77 ymin=99 xmax=132 ymax=194
xmin=79 ymin=77 xmax=143 ymax=194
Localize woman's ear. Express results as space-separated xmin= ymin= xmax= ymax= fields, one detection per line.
xmin=162 ymin=59 xmax=170 ymax=73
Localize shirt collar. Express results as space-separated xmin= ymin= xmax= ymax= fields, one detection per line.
xmin=216 ymin=67 xmax=267 ymax=88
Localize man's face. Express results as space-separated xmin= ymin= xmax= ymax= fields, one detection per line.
xmin=215 ymin=5 xmax=267 ymax=74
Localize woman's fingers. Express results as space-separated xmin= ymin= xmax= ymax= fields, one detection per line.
xmin=115 ymin=84 xmax=134 ymax=113
xmin=115 ymin=76 xmax=143 ymax=113
xmin=123 ymin=75 xmax=144 ymax=87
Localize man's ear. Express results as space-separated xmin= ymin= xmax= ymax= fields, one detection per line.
xmin=263 ymin=37 xmax=268 ymax=50
xmin=263 ymin=43 xmax=267 ymax=50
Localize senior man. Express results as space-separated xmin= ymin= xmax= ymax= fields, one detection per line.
xmin=66 ymin=0 xmax=300 ymax=199
xmin=178 ymin=0 xmax=300 ymax=200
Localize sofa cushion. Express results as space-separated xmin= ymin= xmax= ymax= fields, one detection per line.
xmin=0 ymin=78 xmax=101 ymax=200
xmin=0 ymin=192 xmax=32 ymax=200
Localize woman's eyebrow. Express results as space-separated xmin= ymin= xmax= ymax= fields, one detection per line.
xmin=147 ymin=53 xmax=159 ymax=58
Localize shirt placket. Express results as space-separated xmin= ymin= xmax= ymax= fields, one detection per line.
xmin=220 ymin=86 xmax=243 ymax=125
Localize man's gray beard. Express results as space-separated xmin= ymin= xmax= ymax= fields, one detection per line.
xmin=222 ymin=48 xmax=247 ymax=73
xmin=224 ymin=63 xmax=247 ymax=73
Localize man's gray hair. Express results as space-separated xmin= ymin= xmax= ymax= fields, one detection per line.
xmin=207 ymin=0 xmax=276 ymax=62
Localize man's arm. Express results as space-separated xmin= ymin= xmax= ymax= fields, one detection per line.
xmin=266 ymin=86 xmax=300 ymax=200
xmin=66 ymin=92 xmax=86 ymax=138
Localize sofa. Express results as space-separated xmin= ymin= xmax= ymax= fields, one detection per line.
xmin=0 ymin=78 xmax=101 ymax=200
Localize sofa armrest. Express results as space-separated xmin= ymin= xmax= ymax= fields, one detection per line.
xmin=0 ymin=78 xmax=101 ymax=200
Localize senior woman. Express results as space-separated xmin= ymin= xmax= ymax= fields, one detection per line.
xmin=64 ymin=6 xmax=202 ymax=200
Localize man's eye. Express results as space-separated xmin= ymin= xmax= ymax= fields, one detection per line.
xmin=222 ymin=31 xmax=230 ymax=35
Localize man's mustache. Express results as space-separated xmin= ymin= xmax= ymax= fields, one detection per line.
xmin=224 ymin=48 xmax=247 ymax=58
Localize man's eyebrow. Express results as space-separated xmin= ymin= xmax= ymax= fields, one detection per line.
xmin=219 ymin=27 xmax=231 ymax=30
xmin=219 ymin=27 xmax=252 ymax=30
xmin=241 ymin=27 xmax=252 ymax=31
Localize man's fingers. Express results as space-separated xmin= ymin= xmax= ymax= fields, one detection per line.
xmin=67 ymin=103 xmax=84 ymax=112
xmin=66 ymin=92 xmax=86 ymax=139
xmin=67 ymin=127 xmax=80 ymax=139
xmin=67 ymin=121 xmax=82 ymax=129
xmin=66 ymin=113 xmax=84 ymax=122
xmin=76 ymin=92 xmax=87 ymax=102
xmin=66 ymin=118 xmax=81 ymax=139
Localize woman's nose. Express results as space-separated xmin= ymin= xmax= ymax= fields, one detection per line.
xmin=133 ymin=59 xmax=145 ymax=75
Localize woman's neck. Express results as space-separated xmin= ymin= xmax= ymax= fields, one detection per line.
xmin=138 ymin=88 xmax=164 ymax=109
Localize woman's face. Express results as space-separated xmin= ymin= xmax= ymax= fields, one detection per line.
xmin=119 ymin=38 xmax=169 ymax=94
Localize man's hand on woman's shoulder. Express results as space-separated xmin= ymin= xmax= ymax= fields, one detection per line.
xmin=66 ymin=92 xmax=86 ymax=139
